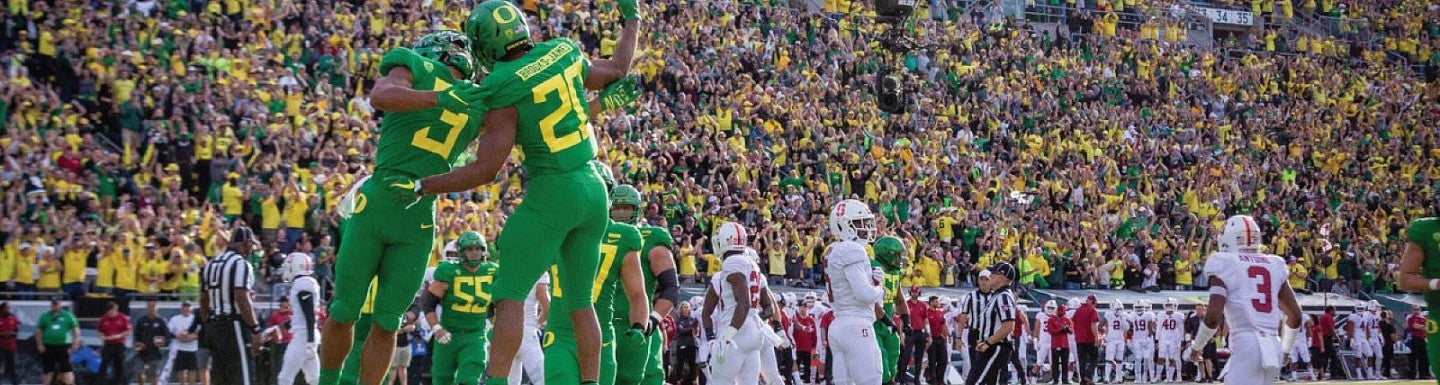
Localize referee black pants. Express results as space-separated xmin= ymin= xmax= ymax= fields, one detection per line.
xmin=967 ymin=342 xmax=1014 ymax=385
xmin=203 ymin=318 xmax=254 ymax=385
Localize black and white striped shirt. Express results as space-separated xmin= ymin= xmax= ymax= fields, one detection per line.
xmin=203 ymin=250 xmax=254 ymax=317
xmin=967 ymin=287 xmax=1017 ymax=343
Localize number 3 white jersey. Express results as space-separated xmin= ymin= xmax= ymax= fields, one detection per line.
xmin=1156 ymin=312 xmax=1186 ymax=342
xmin=1202 ymin=252 xmax=1289 ymax=336
xmin=716 ymin=254 xmax=763 ymax=325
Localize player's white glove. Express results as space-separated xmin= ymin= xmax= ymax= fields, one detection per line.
xmin=870 ymin=267 xmax=885 ymax=285
xmin=1184 ymin=346 xmax=1203 ymax=363
xmin=434 ymin=327 xmax=451 ymax=345
xmin=720 ymin=326 xmax=739 ymax=343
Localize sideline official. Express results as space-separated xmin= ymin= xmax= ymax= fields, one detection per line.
xmin=967 ymin=263 xmax=1019 ymax=385
xmin=200 ymin=226 xmax=264 ymax=385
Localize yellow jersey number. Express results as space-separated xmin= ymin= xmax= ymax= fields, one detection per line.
xmin=548 ymin=244 xmax=620 ymax=303
xmin=411 ymin=78 xmax=471 ymax=159
xmin=533 ymin=60 xmax=591 ymax=154
xmin=449 ymin=275 xmax=494 ymax=314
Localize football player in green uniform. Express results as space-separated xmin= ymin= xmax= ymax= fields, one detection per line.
xmin=401 ymin=0 xmax=642 ymax=383
xmin=608 ymin=183 xmax=680 ymax=385
xmin=421 ymin=231 xmax=499 ymax=385
xmin=1396 ymin=196 xmax=1440 ymax=383
xmin=338 ymin=279 xmax=381 ymax=385
xmin=545 ymin=164 xmax=651 ymax=385
xmin=872 ymin=236 xmax=909 ymax=384
xmin=317 ymin=30 xmax=487 ymax=385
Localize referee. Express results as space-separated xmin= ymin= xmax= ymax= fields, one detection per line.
xmin=966 ymin=262 xmax=1019 ymax=385
xmin=200 ymin=226 xmax=264 ymax=385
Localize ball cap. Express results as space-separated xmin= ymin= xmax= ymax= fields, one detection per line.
xmin=987 ymin=262 xmax=1017 ymax=281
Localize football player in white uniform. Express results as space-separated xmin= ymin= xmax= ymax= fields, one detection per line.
xmin=1287 ymin=314 xmax=1312 ymax=381
xmin=1364 ymin=300 xmax=1386 ymax=379
xmin=1185 ymin=215 xmax=1304 ymax=385
xmin=1345 ymin=303 xmax=1376 ymax=379
xmin=1033 ymin=301 xmax=1057 ymax=382
xmin=509 ymin=274 xmax=549 ymax=385
xmin=701 ymin=222 xmax=767 ymax=385
xmin=1131 ymin=300 xmax=1157 ymax=383
xmin=823 ymin=199 xmax=888 ymax=385
xmin=278 ymin=253 xmax=321 ymax=385
xmin=1155 ymin=298 xmax=1186 ymax=383
xmin=1103 ymin=300 xmax=1130 ymax=384
xmin=747 ymin=248 xmax=789 ymax=385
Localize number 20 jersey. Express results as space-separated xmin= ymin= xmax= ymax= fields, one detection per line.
xmin=1201 ymin=252 xmax=1289 ymax=336
xmin=480 ymin=38 xmax=597 ymax=176
xmin=375 ymin=48 xmax=483 ymax=178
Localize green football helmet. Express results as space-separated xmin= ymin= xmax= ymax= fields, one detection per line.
xmin=413 ymin=30 xmax=477 ymax=80
xmin=873 ymin=236 xmax=906 ymax=271
xmin=591 ymin=160 xmax=616 ymax=191
xmin=457 ymin=231 xmax=488 ymax=267
xmin=464 ymin=0 xmax=533 ymax=72
xmin=609 ymin=184 xmax=642 ymax=224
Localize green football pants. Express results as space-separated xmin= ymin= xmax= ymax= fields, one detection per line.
xmin=331 ymin=177 xmax=436 ymax=331
xmin=432 ymin=329 xmax=489 ymax=385
xmin=491 ymin=171 xmax=608 ymax=311
xmin=875 ymin=320 xmax=901 ymax=383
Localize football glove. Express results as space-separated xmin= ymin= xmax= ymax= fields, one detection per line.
xmin=436 ymin=81 xmax=486 ymax=115
xmin=623 ymin=326 xmax=647 ymax=349
xmin=645 ymin=312 xmax=663 ymax=336
xmin=598 ymin=76 xmax=642 ymax=111
xmin=435 ymin=327 xmax=452 ymax=345
xmin=382 ymin=176 xmax=423 ymax=208
xmin=616 ymin=0 xmax=640 ymax=21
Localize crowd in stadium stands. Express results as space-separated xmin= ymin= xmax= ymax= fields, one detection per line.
xmin=0 ymin=0 xmax=1434 ymax=314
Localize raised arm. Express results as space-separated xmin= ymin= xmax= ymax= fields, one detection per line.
xmin=584 ymin=3 xmax=640 ymax=90
xmin=1397 ymin=242 xmax=1432 ymax=292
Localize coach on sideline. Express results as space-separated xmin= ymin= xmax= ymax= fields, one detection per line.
xmin=200 ymin=226 xmax=265 ymax=385
xmin=967 ymin=262 xmax=1019 ymax=385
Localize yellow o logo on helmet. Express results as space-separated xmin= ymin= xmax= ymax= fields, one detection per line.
xmin=492 ymin=5 xmax=518 ymax=24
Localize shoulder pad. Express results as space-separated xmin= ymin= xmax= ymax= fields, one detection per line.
xmin=826 ymin=241 xmax=869 ymax=267
xmin=644 ymin=226 xmax=674 ymax=247
xmin=1201 ymin=252 xmax=1233 ymax=280
xmin=379 ymin=48 xmax=423 ymax=77
xmin=433 ymin=262 xmax=459 ymax=282
xmin=721 ymin=255 xmax=754 ymax=275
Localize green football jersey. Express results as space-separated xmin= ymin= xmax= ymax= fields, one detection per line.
xmin=595 ymin=221 xmax=644 ymax=325
xmin=609 ymin=225 xmax=672 ymax=327
xmin=433 ymin=261 xmax=499 ymax=331
xmin=1407 ymin=217 xmax=1440 ymax=304
xmin=374 ymin=48 xmax=483 ymax=179
xmin=872 ymin=259 xmax=902 ymax=316
xmin=480 ymin=38 xmax=597 ymax=176
xmin=549 ymin=220 xmax=642 ymax=333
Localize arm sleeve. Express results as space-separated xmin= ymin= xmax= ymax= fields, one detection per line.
xmin=843 ymin=262 xmax=884 ymax=304
xmin=298 ymin=290 xmax=317 ymax=342
xmin=655 ymin=268 xmax=680 ymax=305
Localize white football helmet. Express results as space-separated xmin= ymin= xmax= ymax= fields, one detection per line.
xmin=1044 ymin=300 xmax=1058 ymax=316
xmin=1367 ymin=300 xmax=1381 ymax=313
xmin=443 ymin=240 xmax=459 ymax=262
xmin=712 ymin=222 xmax=749 ymax=255
xmin=1067 ymin=297 xmax=1081 ymax=310
xmin=828 ymin=199 xmax=877 ymax=243
xmin=1164 ymin=298 xmax=1178 ymax=312
xmin=282 ymin=252 xmax=314 ymax=283
xmin=1137 ymin=299 xmax=1151 ymax=313
xmin=742 ymin=247 xmax=761 ymax=263
xmin=1111 ymin=299 xmax=1125 ymax=312
xmin=1218 ymin=215 xmax=1263 ymax=253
